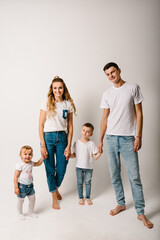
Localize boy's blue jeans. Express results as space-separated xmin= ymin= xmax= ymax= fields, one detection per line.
xmin=76 ymin=167 xmax=93 ymax=199
xmin=44 ymin=131 xmax=68 ymax=193
xmin=106 ymin=135 xmax=145 ymax=215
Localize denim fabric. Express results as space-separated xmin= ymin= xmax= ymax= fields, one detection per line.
xmin=76 ymin=167 xmax=93 ymax=199
xmin=106 ymin=135 xmax=145 ymax=215
xmin=17 ymin=183 xmax=35 ymax=198
xmin=44 ymin=131 xmax=68 ymax=192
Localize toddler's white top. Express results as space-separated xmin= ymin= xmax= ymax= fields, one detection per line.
xmin=16 ymin=161 xmax=34 ymax=185
xmin=40 ymin=100 xmax=73 ymax=132
xmin=100 ymin=82 xmax=143 ymax=136
xmin=72 ymin=139 xmax=98 ymax=169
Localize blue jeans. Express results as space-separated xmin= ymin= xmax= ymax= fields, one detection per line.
xmin=76 ymin=168 xmax=93 ymax=199
xmin=44 ymin=131 xmax=68 ymax=192
xmin=106 ymin=135 xmax=145 ymax=215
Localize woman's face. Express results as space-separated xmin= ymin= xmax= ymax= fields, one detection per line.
xmin=52 ymin=81 xmax=64 ymax=101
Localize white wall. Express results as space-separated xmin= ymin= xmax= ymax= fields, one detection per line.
xmin=0 ymin=0 xmax=160 ymax=199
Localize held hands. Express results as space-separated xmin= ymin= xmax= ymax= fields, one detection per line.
xmin=64 ymin=146 xmax=71 ymax=160
xmin=134 ymin=136 xmax=142 ymax=152
xmin=98 ymin=141 xmax=103 ymax=154
xmin=40 ymin=145 xmax=48 ymax=159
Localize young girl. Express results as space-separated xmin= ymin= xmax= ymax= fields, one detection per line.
xmin=14 ymin=145 xmax=44 ymax=220
xmin=39 ymin=76 xmax=76 ymax=210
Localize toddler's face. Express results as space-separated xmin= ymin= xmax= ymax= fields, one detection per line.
xmin=20 ymin=149 xmax=33 ymax=164
xmin=81 ymin=126 xmax=93 ymax=140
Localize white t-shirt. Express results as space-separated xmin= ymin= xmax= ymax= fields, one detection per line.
xmin=15 ymin=161 xmax=34 ymax=185
xmin=100 ymin=82 xmax=143 ymax=136
xmin=40 ymin=100 xmax=73 ymax=132
xmin=72 ymin=140 xmax=98 ymax=169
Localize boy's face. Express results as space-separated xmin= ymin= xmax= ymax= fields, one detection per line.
xmin=81 ymin=126 xmax=93 ymax=140
xmin=20 ymin=149 xmax=33 ymax=164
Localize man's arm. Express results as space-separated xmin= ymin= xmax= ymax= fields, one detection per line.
xmin=134 ymin=102 xmax=143 ymax=152
xmin=98 ymin=108 xmax=110 ymax=153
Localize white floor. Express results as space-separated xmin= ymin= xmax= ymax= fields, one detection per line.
xmin=1 ymin=182 xmax=160 ymax=240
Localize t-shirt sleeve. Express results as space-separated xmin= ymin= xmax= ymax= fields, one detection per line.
xmin=100 ymin=92 xmax=110 ymax=109
xmin=15 ymin=162 xmax=22 ymax=171
xmin=40 ymin=99 xmax=47 ymax=111
xmin=68 ymin=101 xmax=74 ymax=113
xmin=91 ymin=142 xmax=98 ymax=155
xmin=132 ymin=84 xmax=144 ymax=104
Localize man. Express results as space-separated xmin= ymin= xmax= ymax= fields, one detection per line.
xmin=98 ymin=62 xmax=153 ymax=229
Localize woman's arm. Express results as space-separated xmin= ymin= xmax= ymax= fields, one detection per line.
xmin=64 ymin=112 xmax=73 ymax=159
xmin=39 ymin=110 xmax=48 ymax=159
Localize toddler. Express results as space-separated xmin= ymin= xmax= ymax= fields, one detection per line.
xmin=14 ymin=145 xmax=44 ymax=220
xmin=70 ymin=123 xmax=101 ymax=205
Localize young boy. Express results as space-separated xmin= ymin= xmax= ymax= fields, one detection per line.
xmin=14 ymin=145 xmax=44 ymax=220
xmin=70 ymin=123 xmax=101 ymax=205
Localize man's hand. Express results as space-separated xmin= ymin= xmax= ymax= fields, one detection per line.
xmin=134 ymin=137 xmax=142 ymax=152
xmin=98 ymin=141 xmax=103 ymax=154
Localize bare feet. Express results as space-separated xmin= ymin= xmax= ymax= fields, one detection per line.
xmin=79 ymin=199 xmax=85 ymax=205
xmin=137 ymin=214 xmax=153 ymax=229
xmin=86 ymin=199 xmax=93 ymax=205
xmin=52 ymin=192 xmax=60 ymax=210
xmin=56 ymin=189 xmax=62 ymax=200
xmin=110 ymin=205 xmax=126 ymax=216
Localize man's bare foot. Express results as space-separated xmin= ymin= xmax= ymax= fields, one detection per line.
xmin=137 ymin=214 xmax=153 ymax=229
xmin=56 ymin=189 xmax=62 ymax=200
xmin=79 ymin=199 xmax=85 ymax=205
xmin=52 ymin=192 xmax=60 ymax=210
xmin=86 ymin=199 xmax=93 ymax=205
xmin=110 ymin=205 xmax=126 ymax=216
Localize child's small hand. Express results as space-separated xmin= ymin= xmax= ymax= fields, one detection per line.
xmin=15 ymin=187 xmax=19 ymax=195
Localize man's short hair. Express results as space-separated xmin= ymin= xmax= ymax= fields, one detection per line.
xmin=103 ymin=62 xmax=119 ymax=72
xmin=83 ymin=123 xmax=94 ymax=132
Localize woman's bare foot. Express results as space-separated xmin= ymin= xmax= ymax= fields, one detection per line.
xmin=110 ymin=205 xmax=126 ymax=216
xmin=56 ymin=189 xmax=62 ymax=200
xmin=137 ymin=214 xmax=153 ymax=229
xmin=52 ymin=192 xmax=60 ymax=209
xmin=79 ymin=199 xmax=85 ymax=205
xmin=86 ymin=199 xmax=93 ymax=205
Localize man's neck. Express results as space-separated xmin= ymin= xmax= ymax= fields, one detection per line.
xmin=113 ymin=79 xmax=126 ymax=88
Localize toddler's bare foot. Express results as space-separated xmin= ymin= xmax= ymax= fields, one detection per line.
xmin=137 ymin=214 xmax=153 ymax=229
xmin=56 ymin=189 xmax=62 ymax=200
xmin=52 ymin=192 xmax=60 ymax=210
xmin=79 ymin=199 xmax=85 ymax=205
xmin=86 ymin=199 xmax=93 ymax=205
xmin=110 ymin=205 xmax=126 ymax=216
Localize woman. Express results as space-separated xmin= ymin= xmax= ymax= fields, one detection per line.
xmin=39 ymin=76 xmax=76 ymax=209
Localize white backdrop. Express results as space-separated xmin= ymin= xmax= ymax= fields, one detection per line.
xmin=0 ymin=0 xmax=160 ymax=238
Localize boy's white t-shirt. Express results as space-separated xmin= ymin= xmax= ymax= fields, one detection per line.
xmin=72 ymin=140 xmax=98 ymax=169
xmin=15 ymin=161 xmax=34 ymax=185
xmin=100 ymin=82 xmax=144 ymax=136
xmin=40 ymin=100 xmax=73 ymax=132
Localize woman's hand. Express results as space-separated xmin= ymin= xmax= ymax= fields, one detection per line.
xmin=41 ymin=146 xmax=48 ymax=159
xmin=64 ymin=146 xmax=71 ymax=160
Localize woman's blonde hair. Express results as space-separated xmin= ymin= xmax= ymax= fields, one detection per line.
xmin=46 ymin=76 xmax=76 ymax=117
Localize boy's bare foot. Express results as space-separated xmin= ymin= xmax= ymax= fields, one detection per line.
xmin=137 ymin=214 xmax=153 ymax=229
xmin=52 ymin=192 xmax=60 ymax=209
xmin=110 ymin=205 xmax=126 ymax=216
xmin=86 ymin=199 xmax=93 ymax=205
xmin=56 ymin=189 xmax=62 ymax=200
xmin=79 ymin=199 xmax=85 ymax=205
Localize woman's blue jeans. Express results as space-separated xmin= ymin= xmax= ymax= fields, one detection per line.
xmin=76 ymin=167 xmax=93 ymax=199
xmin=106 ymin=135 xmax=145 ymax=215
xmin=44 ymin=131 xmax=68 ymax=193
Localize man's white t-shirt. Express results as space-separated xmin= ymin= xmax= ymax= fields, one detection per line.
xmin=15 ymin=161 xmax=34 ymax=185
xmin=40 ymin=100 xmax=73 ymax=132
xmin=100 ymin=82 xmax=143 ymax=136
xmin=72 ymin=140 xmax=98 ymax=169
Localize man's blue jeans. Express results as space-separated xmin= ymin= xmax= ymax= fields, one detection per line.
xmin=76 ymin=168 xmax=93 ymax=199
xmin=106 ymin=135 xmax=145 ymax=215
xmin=44 ymin=131 xmax=68 ymax=193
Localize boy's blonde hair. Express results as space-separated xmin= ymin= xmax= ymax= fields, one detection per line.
xmin=20 ymin=145 xmax=33 ymax=155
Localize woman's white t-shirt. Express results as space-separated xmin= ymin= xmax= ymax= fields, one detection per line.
xmin=100 ymin=82 xmax=143 ymax=136
xmin=72 ymin=140 xmax=98 ymax=169
xmin=40 ymin=100 xmax=73 ymax=132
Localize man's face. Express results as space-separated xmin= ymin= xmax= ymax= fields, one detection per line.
xmin=104 ymin=66 xmax=121 ymax=84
